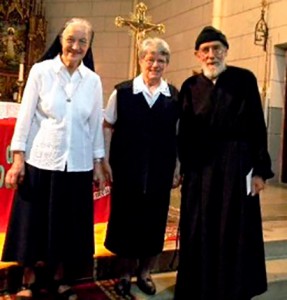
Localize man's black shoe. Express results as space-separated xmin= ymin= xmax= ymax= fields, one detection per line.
xmin=137 ymin=276 xmax=156 ymax=295
xmin=114 ymin=278 xmax=131 ymax=296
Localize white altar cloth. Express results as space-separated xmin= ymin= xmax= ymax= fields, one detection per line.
xmin=0 ymin=102 xmax=20 ymax=119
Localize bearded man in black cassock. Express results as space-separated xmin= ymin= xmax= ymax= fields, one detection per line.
xmin=174 ymin=26 xmax=274 ymax=300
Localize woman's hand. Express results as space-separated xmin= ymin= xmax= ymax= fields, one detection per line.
xmin=93 ymin=160 xmax=106 ymax=191
xmin=102 ymin=159 xmax=113 ymax=184
xmin=5 ymin=151 xmax=25 ymax=189
xmin=172 ymin=159 xmax=182 ymax=188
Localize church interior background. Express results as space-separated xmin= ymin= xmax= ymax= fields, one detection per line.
xmin=0 ymin=1 xmax=287 ymax=298
xmin=0 ymin=0 xmax=46 ymax=102
xmin=1 ymin=0 xmax=287 ymax=184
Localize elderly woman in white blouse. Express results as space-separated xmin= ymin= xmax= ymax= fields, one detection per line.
xmin=3 ymin=18 xmax=105 ymax=300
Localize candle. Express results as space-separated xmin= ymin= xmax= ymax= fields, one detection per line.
xmin=13 ymin=92 xmax=18 ymax=101
xmin=18 ymin=63 xmax=24 ymax=81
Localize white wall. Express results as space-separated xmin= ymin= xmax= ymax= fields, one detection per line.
xmin=143 ymin=0 xmax=213 ymax=89
xmin=43 ymin=0 xmax=287 ymax=105
xmin=43 ymin=0 xmax=287 ymax=181
xmin=44 ymin=0 xmax=133 ymax=104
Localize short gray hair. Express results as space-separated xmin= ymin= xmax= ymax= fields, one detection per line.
xmin=138 ymin=37 xmax=171 ymax=64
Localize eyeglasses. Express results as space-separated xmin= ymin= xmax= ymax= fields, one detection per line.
xmin=65 ymin=37 xmax=88 ymax=47
xmin=144 ymin=58 xmax=167 ymax=66
xmin=197 ymin=45 xmax=226 ymax=56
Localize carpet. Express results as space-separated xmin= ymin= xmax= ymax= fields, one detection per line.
xmin=0 ymin=206 xmax=179 ymax=298
xmin=0 ymin=282 xmax=116 ymax=300
xmin=165 ymin=206 xmax=179 ymax=242
xmin=0 ymin=280 xmax=139 ymax=300
xmin=96 ymin=279 xmax=136 ymax=300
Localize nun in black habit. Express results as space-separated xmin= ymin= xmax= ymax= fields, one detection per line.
xmin=103 ymin=37 xmax=181 ymax=297
xmin=174 ymin=26 xmax=274 ymax=300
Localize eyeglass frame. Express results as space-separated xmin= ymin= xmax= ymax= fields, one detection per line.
xmin=196 ymin=43 xmax=227 ymax=57
xmin=143 ymin=58 xmax=168 ymax=66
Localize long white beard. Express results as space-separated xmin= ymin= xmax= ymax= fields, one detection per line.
xmin=202 ymin=62 xmax=226 ymax=80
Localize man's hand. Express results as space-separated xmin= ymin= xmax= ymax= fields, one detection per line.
xmin=251 ymin=176 xmax=265 ymax=196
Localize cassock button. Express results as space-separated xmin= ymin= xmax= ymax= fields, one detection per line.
xmin=66 ymin=98 xmax=71 ymax=102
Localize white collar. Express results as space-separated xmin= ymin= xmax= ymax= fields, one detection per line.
xmin=53 ymin=54 xmax=87 ymax=78
xmin=133 ymin=74 xmax=171 ymax=96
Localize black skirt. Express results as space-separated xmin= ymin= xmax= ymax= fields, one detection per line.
xmin=2 ymin=163 xmax=94 ymax=281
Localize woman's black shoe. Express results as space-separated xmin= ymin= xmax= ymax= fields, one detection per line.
xmin=137 ymin=276 xmax=156 ymax=295
xmin=114 ymin=278 xmax=131 ymax=296
xmin=15 ymin=282 xmax=39 ymax=300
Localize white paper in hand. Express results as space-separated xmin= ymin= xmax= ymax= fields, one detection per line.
xmin=246 ymin=168 xmax=253 ymax=195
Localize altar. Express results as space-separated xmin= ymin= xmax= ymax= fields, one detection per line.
xmin=0 ymin=118 xmax=16 ymax=232
xmin=0 ymin=104 xmax=110 ymax=233
xmin=0 ymin=102 xmax=20 ymax=119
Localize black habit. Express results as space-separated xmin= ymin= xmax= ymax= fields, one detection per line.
xmin=2 ymin=165 xmax=94 ymax=281
xmin=104 ymin=80 xmax=179 ymax=258
xmin=174 ymin=66 xmax=274 ymax=300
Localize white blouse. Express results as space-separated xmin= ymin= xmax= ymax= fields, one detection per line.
xmin=104 ymin=74 xmax=171 ymax=124
xmin=11 ymin=55 xmax=105 ymax=172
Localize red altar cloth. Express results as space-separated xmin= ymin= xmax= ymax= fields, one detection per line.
xmin=0 ymin=118 xmax=16 ymax=233
xmin=0 ymin=118 xmax=110 ymax=233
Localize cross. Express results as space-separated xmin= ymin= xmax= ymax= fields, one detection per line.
xmin=115 ymin=2 xmax=165 ymax=77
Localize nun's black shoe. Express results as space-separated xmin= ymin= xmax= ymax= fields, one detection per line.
xmin=15 ymin=282 xmax=40 ymax=300
xmin=114 ymin=278 xmax=131 ymax=296
xmin=137 ymin=276 xmax=156 ymax=295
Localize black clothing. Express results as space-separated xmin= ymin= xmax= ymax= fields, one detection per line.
xmin=2 ymin=163 xmax=94 ymax=281
xmin=104 ymin=80 xmax=179 ymax=258
xmin=174 ymin=67 xmax=274 ymax=300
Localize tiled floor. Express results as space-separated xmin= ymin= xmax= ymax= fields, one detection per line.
xmin=1 ymin=184 xmax=286 ymax=299
xmin=261 ymin=184 xmax=287 ymax=242
xmin=129 ymin=272 xmax=176 ymax=300
xmin=131 ymin=183 xmax=287 ymax=300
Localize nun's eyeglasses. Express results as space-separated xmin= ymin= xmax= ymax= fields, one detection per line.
xmin=144 ymin=58 xmax=167 ymax=66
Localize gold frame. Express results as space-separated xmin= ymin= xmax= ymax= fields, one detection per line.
xmin=0 ymin=0 xmax=47 ymax=102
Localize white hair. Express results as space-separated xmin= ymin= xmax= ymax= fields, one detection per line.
xmin=138 ymin=37 xmax=171 ymax=63
xmin=62 ymin=18 xmax=93 ymax=43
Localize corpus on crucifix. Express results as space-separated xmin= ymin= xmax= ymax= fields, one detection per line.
xmin=115 ymin=2 xmax=165 ymax=77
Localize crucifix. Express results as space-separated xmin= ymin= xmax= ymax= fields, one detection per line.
xmin=115 ymin=2 xmax=165 ymax=77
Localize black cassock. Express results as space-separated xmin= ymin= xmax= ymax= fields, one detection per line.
xmin=104 ymin=80 xmax=179 ymax=258
xmin=175 ymin=66 xmax=274 ymax=300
